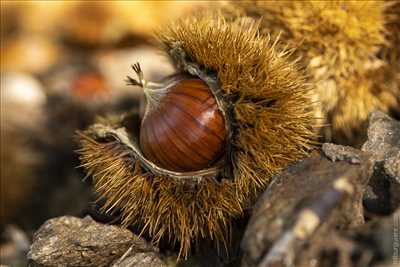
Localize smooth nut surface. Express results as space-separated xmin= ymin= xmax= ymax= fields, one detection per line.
xmin=140 ymin=78 xmax=226 ymax=172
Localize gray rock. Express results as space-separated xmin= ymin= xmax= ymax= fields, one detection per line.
xmin=362 ymin=111 xmax=400 ymax=164
xmin=361 ymin=111 xmax=400 ymax=214
xmin=322 ymin=143 xmax=364 ymax=164
xmin=112 ymin=251 xmax=167 ymax=267
xmin=27 ymin=216 xmax=164 ymax=267
xmin=241 ymin=153 xmax=373 ymax=267
xmin=384 ymin=151 xmax=400 ymax=183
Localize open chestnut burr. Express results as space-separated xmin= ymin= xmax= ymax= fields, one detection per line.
xmin=78 ymin=13 xmax=317 ymax=258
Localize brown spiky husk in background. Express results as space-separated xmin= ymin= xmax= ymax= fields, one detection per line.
xmin=227 ymin=0 xmax=400 ymax=144
xmin=383 ymin=1 xmax=400 ymax=69
xmin=78 ymin=14 xmax=317 ymax=258
xmin=380 ymin=0 xmax=400 ymax=118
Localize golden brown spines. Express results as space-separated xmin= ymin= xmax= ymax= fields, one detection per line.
xmin=229 ymin=0 xmax=399 ymax=144
xmin=78 ymin=13 xmax=317 ymax=258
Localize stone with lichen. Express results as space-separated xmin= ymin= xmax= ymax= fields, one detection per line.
xmin=27 ymin=216 xmax=165 ymax=267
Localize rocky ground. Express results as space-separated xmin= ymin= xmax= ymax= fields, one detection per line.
xmin=5 ymin=111 xmax=395 ymax=267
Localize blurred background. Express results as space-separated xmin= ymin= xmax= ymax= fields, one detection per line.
xmin=3 ymin=2 xmax=399 ymax=267
xmin=0 ymin=1 xmax=210 ymax=265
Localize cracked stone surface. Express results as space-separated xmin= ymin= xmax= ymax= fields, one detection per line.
xmin=27 ymin=216 xmax=165 ymax=267
xmin=362 ymin=111 xmax=400 ymax=164
xmin=322 ymin=143 xmax=364 ymax=164
xmin=361 ymin=111 xmax=400 ymax=214
xmin=241 ymin=111 xmax=400 ymax=267
xmin=241 ymin=152 xmax=373 ymax=267
xmin=384 ymin=151 xmax=400 ymax=183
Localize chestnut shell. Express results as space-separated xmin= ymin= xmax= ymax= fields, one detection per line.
xmin=140 ymin=78 xmax=226 ymax=172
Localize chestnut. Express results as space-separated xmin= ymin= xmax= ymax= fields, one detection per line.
xmin=128 ymin=64 xmax=226 ymax=172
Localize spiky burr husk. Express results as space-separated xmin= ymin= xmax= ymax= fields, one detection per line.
xmin=77 ymin=14 xmax=317 ymax=258
xmin=383 ymin=1 xmax=400 ymax=69
xmin=380 ymin=0 xmax=400 ymax=119
xmin=227 ymin=0 xmax=400 ymax=144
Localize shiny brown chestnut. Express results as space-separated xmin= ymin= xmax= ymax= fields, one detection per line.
xmin=128 ymin=64 xmax=227 ymax=172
